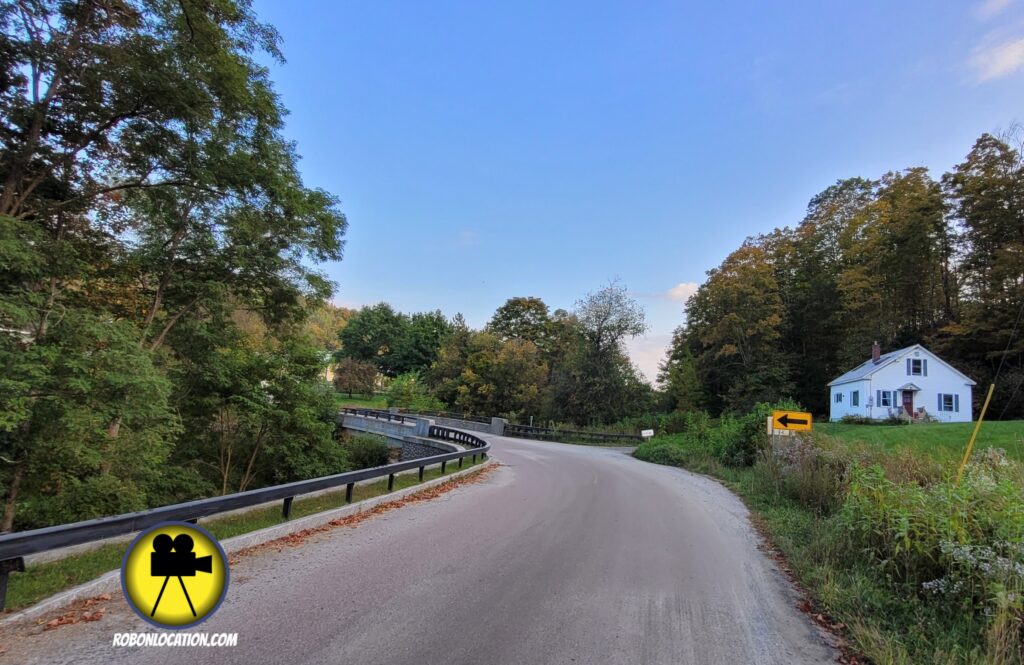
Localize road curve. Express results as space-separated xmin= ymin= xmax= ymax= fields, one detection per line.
xmin=1 ymin=434 xmax=837 ymax=665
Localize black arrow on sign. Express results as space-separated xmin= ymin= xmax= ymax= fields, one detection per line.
xmin=777 ymin=414 xmax=808 ymax=427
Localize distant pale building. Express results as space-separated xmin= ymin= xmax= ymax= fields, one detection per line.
xmin=828 ymin=343 xmax=975 ymax=423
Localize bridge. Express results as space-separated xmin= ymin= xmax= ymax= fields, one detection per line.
xmin=0 ymin=414 xmax=838 ymax=664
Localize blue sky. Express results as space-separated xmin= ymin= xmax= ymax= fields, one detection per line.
xmin=253 ymin=0 xmax=1024 ymax=382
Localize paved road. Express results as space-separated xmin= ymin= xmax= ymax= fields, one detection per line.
xmin=1 ymin=434 xmax=836 ymax=665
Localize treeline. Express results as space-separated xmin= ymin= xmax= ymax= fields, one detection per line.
xmin=0 ymin=2 xmax=353 ymax=530
xmin=662 ymin=132 xmax=1024 ymax=419
xmin=334 ymin=285 xmax=656 ymax=425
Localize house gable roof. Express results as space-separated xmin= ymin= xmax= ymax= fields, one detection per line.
xmin=827 ymin=344 xmax=977 ymax=387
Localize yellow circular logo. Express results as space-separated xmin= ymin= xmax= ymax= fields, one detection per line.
xmin=120 ymin=522 xmax=229 ymax=629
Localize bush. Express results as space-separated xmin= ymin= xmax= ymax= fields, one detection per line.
xmin=840 ymin=414 xmax=909 ymax=426
xmin=386 ymin=372 xmax=445 ymax=411
xmin=758 ymin=435 xmax=849 ymax=515
xmin=345 ymin=434 xmax=391 ymax=469
xmin=661 ymin=411 xmax=691 ymax=434
xmin=718 ymin=400 xmax=802 ymax=467
xmin=633 ymin=441 xmax=692 ymax=467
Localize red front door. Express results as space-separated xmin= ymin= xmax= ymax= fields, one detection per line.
xmin=902 ymin=391 xmax=914 ymax=416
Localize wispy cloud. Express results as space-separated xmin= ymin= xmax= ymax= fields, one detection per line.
xmin=970 ymin=36 xmax=1024 ymax=81
xmin=977 ymin=0 xmax=1013 ymax=20
xmin=666 ymin=282 xmax=699 ymax=302
xmin=455 ymin=229 xmax=481 ymax=248
xmin=814 ymin=81 xmax=858 ymax=106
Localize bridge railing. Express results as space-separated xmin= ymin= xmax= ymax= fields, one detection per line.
xmin=503 ymin=423 xmax=643 ymax=444
xmin=0 ymin=425 xmax=489 ymax=610
xmin=340 ymin=407 xmax=418 ymax=423
xmin=399 ymin=408 xmax=491 ymax=425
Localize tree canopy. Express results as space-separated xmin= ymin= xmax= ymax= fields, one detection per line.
xmin=663 ymin=132 xmax=1024 ymax=418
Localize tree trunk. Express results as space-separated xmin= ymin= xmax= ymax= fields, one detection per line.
xmin=2 ymin=465 xmax=24 ymax=533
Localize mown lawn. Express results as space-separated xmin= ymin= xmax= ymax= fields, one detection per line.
xmin=334 ymin=392 xmax=388 ymax=409
xmin=817 ymin=420 xmax=1024 ymax=462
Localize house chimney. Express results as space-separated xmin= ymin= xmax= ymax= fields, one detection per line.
xmin=872 ymin=341 xmax=881 ymax=363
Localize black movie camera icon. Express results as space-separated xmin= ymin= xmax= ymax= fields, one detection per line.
xmin=149 ymin=533 xmax=213 ymax=617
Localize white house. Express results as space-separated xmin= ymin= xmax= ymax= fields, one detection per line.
xmin=828 ymin=343 xmax=975 ymax=423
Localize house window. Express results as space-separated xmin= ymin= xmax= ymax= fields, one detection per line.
xmin=938 ymin=393 xmax=959 ymax=412
xmin=907 ymin=358 xmax=927 ymax=376
xmin=851 ymin=391 xmax=859 ymax=406
xmin=834 ymin=392 xmax=843 ymax=403
xmin=878 ymin=390 xmax=892 ymax=407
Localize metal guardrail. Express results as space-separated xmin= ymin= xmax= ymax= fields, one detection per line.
xmin=340 ymin=407 xmax=417 ymax=423
xmin=400 ymin=409 xmax=491 ymax=425
xmin=0 ymin=422 xmax=489 ymax=610
xmin=504 ymin=423 xmax=643 ymax=444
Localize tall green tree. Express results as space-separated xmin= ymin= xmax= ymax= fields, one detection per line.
xmin=336 ymin=303 xmax=408 ymax=376
xmin=685 ymin=240 xmax=792 ymax=413
xmin=487 ymin=296 xmax=552 ymax=350
xmin=941 ymin=133 xmax=1024 ymax=416
xmin=658 ymin=327 xmax=702 ymax=412
xmin=553 ymin=282 xmax=650 ymax=424
xmin=0 ymin=0 xmax=346 ymax=530
xmin=392 ymin=310 xmax=453 ymax=375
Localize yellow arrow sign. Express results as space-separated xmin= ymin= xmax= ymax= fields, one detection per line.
xmin=772 ymin=410 xmax=812 ymax=431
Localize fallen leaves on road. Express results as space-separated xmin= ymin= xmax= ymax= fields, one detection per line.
xmin=41 ymin=593 xmax=111 ymax=631
xmin=17 ymin=464 xmax=499 ymax=636
xmin=230 ymin=462 xmax=500 ymax=562
xmin=747 ymin=513 xmax=863 ymax=664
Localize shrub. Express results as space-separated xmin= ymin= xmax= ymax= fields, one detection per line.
xmin=662 ymin=411 xmax=691 ymax=434
xmin=345 ymin=434 xmax=391 ymax=469
xmin=633 ymin=441 xmax=692 ymax=467
xmin=719 ymin=400 xmax=802 ymax=467
xmin=759 ymin=435 xmax=849 ymax=515
xmin=839 ymin=414 xmax=910 ymax=426
xmin=386 ymin=372 xmax=444 ymax=411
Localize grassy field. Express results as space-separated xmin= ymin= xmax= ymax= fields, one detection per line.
xmin=818 ymin=420 xmax=1024 ymax=462
xmin=3 ymin=457 xmax=481 ymax=613
xmin=334 ymin=392 xmax=388 ymax=409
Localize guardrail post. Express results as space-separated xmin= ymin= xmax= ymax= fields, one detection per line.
xmin=481 ymin=452 xmax=487 ymax=461
xmin=345 ymin=483 xmax=354 ymax=504
xmin=418 ymin=466 xmax=424 ymax=481
xmin=441 ymin=460 xmax=446 ymax=474
xmin=472 ymin=454 xmax=477 ymax=464
xmin=387 ymin=473 xmax=395 ymax=492
xmin=458 ymin=457 xmax=463 ymax=468
xmin=0 ymin=557 xmax=25 ymax=611
xmin=282 ymin=497 xmax=294 ymax=520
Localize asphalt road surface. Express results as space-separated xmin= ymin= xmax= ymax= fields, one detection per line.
xmin=1 ymin=434 xmax=837 ymax=665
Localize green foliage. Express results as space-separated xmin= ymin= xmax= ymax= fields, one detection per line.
xmin=548 ymin=283 xmax=653 ymax=425
xmin=0 ymin=0 xmax=347 ymax=531
xmin=487 ymin=296 xmax=552 ymax=350
xmin=430 ymin=331 xmax=550 ymax=418
xmin=658 ymin=328 xmax=702 ymax=412
xmin=386 ymin=372 xmax=445 ymax=411
xmin=632 ymin=441 xmax=692 ymax=466
xmin=344 ymin=434 xmax=391 ymax=469
xmin=336 ymin=304 xmax=453 ymax=377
